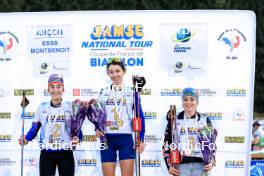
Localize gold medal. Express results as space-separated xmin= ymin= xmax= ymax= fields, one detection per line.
xmin=117 ymin=119 xmax=123 ymax=127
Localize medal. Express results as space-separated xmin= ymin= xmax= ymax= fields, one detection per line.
xmin=184 ymin=114 xmax=198 ymax=156
xmin=184 ymin=149 xmax=191 ymax=156
xmin=111 ymin=84 xmax=125 ymax=127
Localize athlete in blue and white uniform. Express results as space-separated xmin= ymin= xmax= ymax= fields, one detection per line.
xmin=19 ymin=74 xmax=80 ymax=176
xmin=163 ymin=87 xmax=216 ymax=176
xmin=94 ymin=58 xmax=145 ymax=176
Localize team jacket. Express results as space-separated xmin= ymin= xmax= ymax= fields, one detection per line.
xmin=163 ymin=110 xmax=216 ymax=169
xmin=25 ymin=101 xmax=76 ymax=150
xmin=98 ymin=85 xmax=145 ymax=141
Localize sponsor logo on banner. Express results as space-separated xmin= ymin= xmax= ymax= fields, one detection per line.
xmin=217 ymin=28 xmax=246 ymax=60
xmin=171 ymin=28 xmax=194 ymax=53
xmin=0 ymin=135 xmax=11 ymax=142
xmin=144 ymin=135 xmax=161 ymax=143
xmin=43 ymin=89 xmax=49 ymax=96
xmin=160 ymin=88 xmax=182 ymax=96
xmin=14 ymin=89 xmax=34 ymax=96
xmin=77 ymin=159 xmax=96 ymax=166
xmin=160 ymin=24 xmax=208 ymax=77
xmin=34 ymin=60 xmax=70 ymax=77
xmin=144 ymin=112 xmax=157 ymax=120
xmin=173 ymin=61 xmax=185 ymax=73
xmin=140 ymin=88 xmax=151 ymax=95
xmin=82 ymin=135 xmax=97 ymax=142
xmin=226 ymin=89 xmax=246 ymax=97
xmin=161 ymin=88 xmax=215 ymax=96
xmin=204 ymin=112 xmax=223 ymax=121
xmin=23 ymin=112 xmax=36 ymax=119
xmin=73 ymin=88 xmax=98 ymax=96
xmin=224 ymin=136 xmax=245 ymax=143
xmin=225 ymin=160 xmax=245 ymax=168
xmin=0 ymin=31 xmax=19 ymax=61
xmin=0 ymin=88 xmax=4 ymax=97
xmin=198 ymin=89 xmax=216 ymax=96
xmin=24 ymin=157 xmax=37 ymax=166
xmin=233 ymin=111 xmax=245 ymax=121
xmin=28 ymin=24 xmax=73 ymax=58
xmin=0 ymin=88 xmax=10 ymax=97
xmin=0 ymin=157 xmax=16 ymax=166
xmin=141 ymin=159 xmax=161 ymax=167
xmin=82 ymin=24 xmax=153 ymax=67
xmin=0 ymin=112 xmax=11 ymax=119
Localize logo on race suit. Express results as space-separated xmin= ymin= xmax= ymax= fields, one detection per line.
xmin=217 ymin=28 xmax=246 ymax=60
xmin=0 ymin=31 xmax=19 ymax=61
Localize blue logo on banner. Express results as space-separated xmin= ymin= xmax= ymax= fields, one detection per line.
xmin=251 ymin=160 xmax=264 ymax=176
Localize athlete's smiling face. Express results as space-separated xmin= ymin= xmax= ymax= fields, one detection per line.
xmin=107 ymin=64 xmax=126 ymax=85
xmin=48 ymin=83 xmax=64 ymax=101
xmin=182 ymin=96 xmax=198 ymax=114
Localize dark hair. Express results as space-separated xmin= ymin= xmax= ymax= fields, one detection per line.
xmin=106 ymin=58 xmax=126 ymax=72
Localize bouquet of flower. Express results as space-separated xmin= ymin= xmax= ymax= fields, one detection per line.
xmin=87 ymin=100 xmax=107 ymax=143
xmin=70 ymin=100 xmax=87 ymax=138
xmin=198 ymin=125 xmax=217 ymax=176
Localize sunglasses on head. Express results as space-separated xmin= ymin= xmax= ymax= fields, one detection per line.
xmin=108 ymin=58 xmax=122 ymax=64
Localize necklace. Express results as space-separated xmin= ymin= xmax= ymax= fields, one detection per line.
xmin=111 ymin=84 xmax=125 ymax=127
xmin=183 ymin=113 xmax=198 ymax=156
xmin=47 ymin=105 xmax=65 ymax=144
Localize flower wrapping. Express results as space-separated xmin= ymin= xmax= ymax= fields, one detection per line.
xmin=87 ymin=100 xmax=107 ymax=143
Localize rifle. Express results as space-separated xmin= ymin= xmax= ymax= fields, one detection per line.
xmin=169 ymin=105 xmax=181 ymax=173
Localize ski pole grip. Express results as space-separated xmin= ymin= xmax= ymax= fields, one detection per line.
xmin=132 ymin=118 xmax=142 ymax=132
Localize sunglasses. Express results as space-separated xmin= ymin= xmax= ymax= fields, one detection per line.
xmin=108 ymin=58 xmax=122 ymax=64
xmin=182 ymin=88 xmax=198 ymax=96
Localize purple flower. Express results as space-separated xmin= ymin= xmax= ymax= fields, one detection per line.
xmin=198 ymin=126 xmax=217 ymax=165
xmin=70 ymin=102 xmax=87 ymax=138
xmin=87 ymin=101 xmax=107 ymax=143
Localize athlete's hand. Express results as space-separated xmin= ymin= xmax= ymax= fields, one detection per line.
xmin=136 ymin=141 xmax=146 ymax=154
xmin=168 ymin=166 xmax=180 ymax=176
xmin=18 ymin=135 xmax=28 ymax=146
xmin=204 ymin=162 xmax=213 ymax=172
xmin=96 ymin=129 xmax=105 ymax=138
xmin=72 ymin=136 xmax=80 ymax=145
